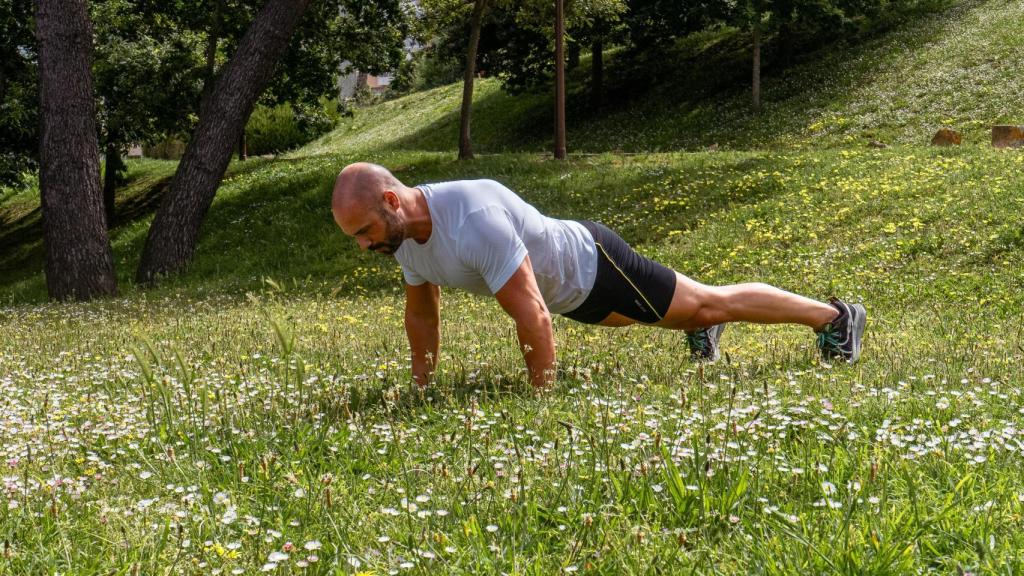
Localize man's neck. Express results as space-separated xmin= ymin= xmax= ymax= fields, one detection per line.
xmin=405 ymin=186 xmax=433 ymax=244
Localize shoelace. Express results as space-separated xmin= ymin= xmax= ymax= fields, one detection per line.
xmin=816 ymin=324 xmax=841 ymax=354
xmin=687 ymin=330 xmax=709 ymax=355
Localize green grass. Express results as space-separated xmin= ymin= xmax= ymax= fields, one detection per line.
xmin=3 ymin=146 xmax=1024 ymax=574
xmin=3 ymin=0 xmax=1024 ymax=572
xmin=301 ymin=0 xmax=1023 ymax=155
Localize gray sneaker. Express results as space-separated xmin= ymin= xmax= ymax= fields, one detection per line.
xmin=687 ymin=324 xmax=726 ymax=362
xmin=816 ymin=297 xmax=867 ymax=363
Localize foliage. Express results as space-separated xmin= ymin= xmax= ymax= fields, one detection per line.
xmin=411 ymin=0 xmax=627 ymax=94
xmin=2 ymin=0 xmax=407 ymax=193
xmin=245 ymin=101 xmax=339 ymax=155
xmin=298 ymin=0 xmax=1022 ymax=155
xmin=0 ymin=0 xmax=38 ymax=190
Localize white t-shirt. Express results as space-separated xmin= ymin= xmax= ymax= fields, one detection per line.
xmin=394 ymin=179 xmax=598 ymax=314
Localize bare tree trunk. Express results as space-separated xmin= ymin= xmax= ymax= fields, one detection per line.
xmin=102 ymin=140 xmax=124 ymax=227
xmin=752 ymin=20 xmax=761 ymax=114
xmin=136 ymin=0 xmax=311 ymax=284
xmin=553 ymin=0 xmax=567 ymax=160
xmin=567 ymin=40 xmax=580 ymax=70
xmin=458 ymin=0 xmax=487 ymax=160
xmin=591 ymin=37 xmax=603 ymax=107
xmin=35 ymin=0 xmax=117 ymax=300
xmin=238 ymin=131 xmax=247 ymax=161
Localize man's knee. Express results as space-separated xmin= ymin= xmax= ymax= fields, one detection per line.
xmin=660 ymin=275 xmax=714 ymax=330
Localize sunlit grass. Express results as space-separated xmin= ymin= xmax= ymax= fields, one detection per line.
xmin=3 ymin=144 xmax=1024 ymax=573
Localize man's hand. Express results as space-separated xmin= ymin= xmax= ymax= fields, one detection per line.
xmin=405 ymin=282 xmax=440 ymax=387
xmin=494 ymin=255 xmax=555 ymax=389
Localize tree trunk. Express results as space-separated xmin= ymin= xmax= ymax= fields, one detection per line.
xmin=35 ymin=0 xmax=117 ymax=300
xmin=591 ymin=37 xmax=603 ymax=107
xmin=238 ymin=131 xmax=247 ymax=161
xmin=458 ymin=0 xmax=487 ymax=161
xmin=553 ymin=0 xmax=567 ymax=160
xmin=136 ymin=0 xmax=311 ymax=284
xmin=752 ymin=20 xmax=761 ymax=114
xmin=567 ymin=40 xmax=580 ymax=70
xmin=103 ymin=140 xmax=124 ymax=227
xmin=203 ymin=1 xmax=221 ymax=97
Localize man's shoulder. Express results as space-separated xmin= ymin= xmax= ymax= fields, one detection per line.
xmin=423 ymin=178 xmax=513 ymax=199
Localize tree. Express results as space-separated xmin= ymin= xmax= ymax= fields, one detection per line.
xmin=135 ymin=0 xmax=312 ymax=284
xmin=91 ymin=0 xmax=206 ymax=225
xmin=34 ymin=0 xmax=117 ymax=300
xmin=459 ymin=0 xmax=487 ymax=160
xmin=554 ymin=0 xmax=566 ymax=159
xmin=727 ymin=0 xmax=851 ymax=113
xmin=135 ymin=0 xmax=407 ymax=283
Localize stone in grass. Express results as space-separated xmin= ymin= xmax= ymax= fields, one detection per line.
xmin=991 ymin=125 xmax=1024 ymax=148
xmin=930 ymin=127 xmax=962 ymax=146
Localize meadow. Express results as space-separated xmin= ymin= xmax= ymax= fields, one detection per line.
xmin=3 ymin=145 xmax=1024 ymax=574
xmin=3 ymin=0 xmax=1024 ymax=571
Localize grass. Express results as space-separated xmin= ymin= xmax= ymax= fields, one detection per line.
xmin=3 ymin=146 xmax=1024 ymax=574
xmin=301 ymin=0 xmax=1024 ymax=155
xmin=3 ymin=0 xmax=1024 ymax=572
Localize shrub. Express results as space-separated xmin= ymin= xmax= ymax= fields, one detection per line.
xmin=245 ymin=101 xmax=339 ymax=156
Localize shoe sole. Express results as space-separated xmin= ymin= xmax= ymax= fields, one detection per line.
xmin=847 ymin=304 xmax=866 ymax=364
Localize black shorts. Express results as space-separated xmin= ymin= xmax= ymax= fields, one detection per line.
xmin=562 ymin=221 xmax=677 ymax=325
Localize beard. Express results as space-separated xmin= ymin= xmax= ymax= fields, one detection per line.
xmin=368 ymin=208 xmax=405 ymax=255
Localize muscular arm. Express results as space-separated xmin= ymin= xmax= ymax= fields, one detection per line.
xmin=494 ymin=255 xmax=555 ymax=389
xmin=405 ymin=282 xmax=440 ymax=387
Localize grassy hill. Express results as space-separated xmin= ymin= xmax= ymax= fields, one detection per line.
xmin=304 ymin=0 xmax=1023 ymax=155
xmin=2 ymin=0 xmax=1024 ymax=572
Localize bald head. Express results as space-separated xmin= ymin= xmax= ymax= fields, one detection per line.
xmin=332 ymin=162 xmax=404 ymax=217
xmin=331 ymin=162 xmax=414 ymax=255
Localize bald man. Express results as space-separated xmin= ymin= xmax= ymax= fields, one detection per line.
xmin=332 ymin=163 xmax=866 ymax=389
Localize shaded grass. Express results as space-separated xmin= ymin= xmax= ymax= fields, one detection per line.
xmin=301 ymin=0 xmax=1023 ymax=156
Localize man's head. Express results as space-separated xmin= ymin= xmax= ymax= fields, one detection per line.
xmin=332 ymin=162 xmax=407 ymax=255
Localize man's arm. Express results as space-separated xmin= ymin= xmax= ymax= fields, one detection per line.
xmin=405 ymin=281 xmax=440 ymax=387
xmin=494 ymin=255 xmax=555 ymax=389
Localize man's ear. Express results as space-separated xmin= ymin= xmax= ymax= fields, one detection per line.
xmin=382 ymin=190 xmax=400 ymax=210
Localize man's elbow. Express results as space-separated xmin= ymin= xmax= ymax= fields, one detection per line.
xmin=519 ymin=301 xmax=552 ymax=332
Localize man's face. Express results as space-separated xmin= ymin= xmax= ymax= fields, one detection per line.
xmin=367 ymin=207 xmax=405 ymax=255
xmin=337 ymin=204 xmax=406 ymax=255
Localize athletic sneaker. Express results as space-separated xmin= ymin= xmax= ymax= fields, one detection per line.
xmin=816 ymin=297 xmax=867 ymax=364
xmin=687 ymin=324 xmax=726 ymax=362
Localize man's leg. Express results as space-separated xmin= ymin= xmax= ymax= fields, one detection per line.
xmin=597 ymin=273 xmax=838 ymax=331
xmin=655 ymin=273 xmax=839 ymax=331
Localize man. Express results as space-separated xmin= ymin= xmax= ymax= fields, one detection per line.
xmin=332 ymin=162 xmax=866 ymax=389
